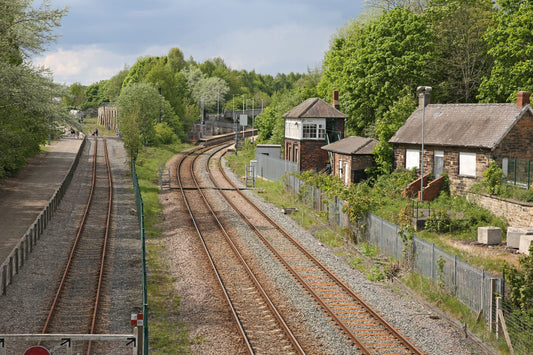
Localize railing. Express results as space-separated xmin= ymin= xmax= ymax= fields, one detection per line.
xmin=131 ymin=159 xmax=149 ymax=355
xmin=1 ymin=137 xmax=87 ymax=296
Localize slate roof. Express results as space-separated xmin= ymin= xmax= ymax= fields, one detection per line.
xmin=322 ymin=136 xmax=378 ymax=155
xmin=283 ymin=97 xmax=347 ymax=119
xmin=389 ymin=103 xmax=532 ymax=150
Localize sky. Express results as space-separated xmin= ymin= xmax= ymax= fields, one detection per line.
xmin=34 ymin=0 xmax=366 ymax=86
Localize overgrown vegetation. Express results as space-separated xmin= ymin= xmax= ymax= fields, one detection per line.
xmin=469 ymin=161 xmax=533 ymax=203
xmin=134 ymin=144 xmax=196 ymax=354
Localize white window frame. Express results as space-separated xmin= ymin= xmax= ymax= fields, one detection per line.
xmin=459 ymin=152 xmax=476 ymax=177
xmin=405 ymin=149 xmax=420 ymax=170
xmin=502 ymin=158 xmax=508 ymax=176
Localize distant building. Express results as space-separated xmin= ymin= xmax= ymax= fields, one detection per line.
xmin=98 ymin=103 xmax=118 ymax=130
xmin=390 ymin=91 xmax=533 ymax=195
xmin=283 ymin=91 xmax=347 ymax=172
xmin=322 ymin=136 xmax=378 ymax=186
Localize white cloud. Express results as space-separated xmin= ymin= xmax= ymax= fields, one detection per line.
xmin=34 ymin=45 xmax=135 ymax=85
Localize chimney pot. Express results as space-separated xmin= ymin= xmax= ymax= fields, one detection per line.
xmin=332 ymin=90 xmax=340 ymax=110
xmin=418 ymin=92 xmax=430 ymax=109
xmin=517 ymin=91 xmax=531 ymax=108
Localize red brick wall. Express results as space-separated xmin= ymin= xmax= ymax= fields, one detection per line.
xmin=493 ymin=110 xmax=533 ymax=160
xmin=300 ymin=140 xmax=329 ymax=171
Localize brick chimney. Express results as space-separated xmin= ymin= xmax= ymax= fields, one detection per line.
xmin=517 ymin=91 xmax=531 ymax=108
xmin=418 ymin=92 xmax=430 ymax=109
xmin=332 ymin=90 xmax=340 ymax=110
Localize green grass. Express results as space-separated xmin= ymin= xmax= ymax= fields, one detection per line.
xmin=134 ymin=143 xmax=196 ymax=354
xmin=401 ymin=272 xmax=491 ymax=342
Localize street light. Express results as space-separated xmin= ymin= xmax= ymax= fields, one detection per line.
xmin=416 ymin=86 xmax=432 ymax=202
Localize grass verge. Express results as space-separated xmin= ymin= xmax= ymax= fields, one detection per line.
xmin=134 ymin=143 xmax=195 ymax=354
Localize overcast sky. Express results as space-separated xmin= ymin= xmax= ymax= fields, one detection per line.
xmin=34 ymin=0 xmax=365 ymax=86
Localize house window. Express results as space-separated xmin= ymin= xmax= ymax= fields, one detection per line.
xmin=318 ymin=124 xmax=325 ymax=139
xmin=459 ymin=152 xmax=476 ymax=177
xmin=502 ymin=158 xmax=508 ymax=176
xmin=434 ymin=150 xmax=444 ymax=177
xmin=303 ymin=123 xmax=317 ymax=138
xmin=405 ymin=149 xmax=420 ymax=170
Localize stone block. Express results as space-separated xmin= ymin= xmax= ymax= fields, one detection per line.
xmin=477 ymin=226 xmax=502 ymax=245
xmin=507 ymin=227 xmax=533 ymax=249
xmin=519 ymin=235 xmax=533 ymax=255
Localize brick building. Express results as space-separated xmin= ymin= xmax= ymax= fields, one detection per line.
xmin=283 ymin=91 xmax=346 ymax=172
xmin=389 ymin=91 xmax=533 ymax=195
xmin=321 ymin=136 xmax=378 ymax=186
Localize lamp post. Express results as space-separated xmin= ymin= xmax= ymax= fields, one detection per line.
xmin=416 ymin=86 xmax=432 ymax=202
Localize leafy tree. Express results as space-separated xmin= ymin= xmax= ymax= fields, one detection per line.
xmin=116 ymin=83 xmax=182 ymax=155
xmin=319 ymin=7 xmax=434 ymax=136
xmin=81 ymin=81 xmax=107 ymax=110
xmin=478 ymin=1 xmax=533 ymax=102
xmin=371 ymin=91 xmax=416 ymax=175
xmin=167 ymin=47 xmax=186 ymax=72
xmin=0 ymin=0 xmax=69 ymax=178
xmin=426 ymin=0 xmax=494 ymax=103
xmin=182 ymin=67 xmax=230 ymax=112
xmin=122 ymin=56 xmax=162 ymax=88
xmin=63 ymin=82 xmax=85 ymax=108
xmin=103 ymin=66 xmax=129 ymax=102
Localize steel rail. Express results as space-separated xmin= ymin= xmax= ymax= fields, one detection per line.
xmin=175 ymin=146 xmax=254 ymax=354
xmin=87 ymin=137 xmax=113 ymax=355
xmin=177 ymin=144 xmax=305 ymax=354
xmin=200 ymin=145 xmax=305 ymax=355
xmin=211 ymin=148 xmax=423 ymax=355
xmin=40 ymin=137 xmax=114 ymax=355
xmin=40 ymin=137 xmax=100 ymax=335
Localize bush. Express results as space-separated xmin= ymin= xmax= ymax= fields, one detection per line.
xmin=482 ymin=161 xmax=505 ymax=195
xmin=154 ymin=122 xmax=178 ymax=145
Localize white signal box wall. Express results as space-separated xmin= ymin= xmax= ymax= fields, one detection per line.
xmin=240 ymin=114 xmax=248 ymax=127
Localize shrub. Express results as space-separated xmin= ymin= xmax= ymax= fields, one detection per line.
xmin=482 ymin=161 xmax=505 ymax=195
xmin=154 ymin=122 xmax=178 ymax=145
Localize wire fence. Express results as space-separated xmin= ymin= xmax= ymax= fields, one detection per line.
xmin=495 ymin=157 xmax=532 ymax=189
xmin=131 ymin=159 xmax=149 ymax=355
xmin=284 ymin=174 xmax=503 ymax=325
xmin=258 ymin=154 xmax=531 ymax=350
xmin=500 ymin=300 xmax=533 ymax=354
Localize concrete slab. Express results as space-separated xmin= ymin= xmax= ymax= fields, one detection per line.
xmin=478 ymin=226 xmax=502 ymax=245
xmin=507 ymin=226 xmax=533 ymax=249
xmin=519 ymin=235 xmax=533 ymax=255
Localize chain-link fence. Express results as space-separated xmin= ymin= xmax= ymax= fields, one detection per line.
xmin=131 ymin=160 xmax=149 ymax=355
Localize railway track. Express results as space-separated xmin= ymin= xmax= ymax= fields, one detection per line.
xmin=39 ymin=137 xmax=113 ymax=354
xmin=205 ymin=145 xmax=424 ymax=355
xmin=176 ymin=144 xmax=305 ymax=354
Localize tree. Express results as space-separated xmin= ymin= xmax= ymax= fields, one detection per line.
xmin=63 ymin=82 xmax=85 ymax=108
xmin=426 ymin=0 xmax=494 ymax=103
xmin=0 ymin=0 xmax=69 ymax=178
xmin=116 ymin=83 xmax=182 ymax=155
xmin=319 ymin=7 xmax=434 ymax=136
xmin=103 ymin=66 xmax=129 ymax=102
xmin=478 ymin=1 xmax=533 ymax=103
xmin=167 ymin=47 xmax=185 ymax=72
xmin=371 ymin=91 xmax=416 ymax=175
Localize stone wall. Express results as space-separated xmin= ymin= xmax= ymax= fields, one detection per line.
xmin=467 ymin=192 xmax=533 ymax=228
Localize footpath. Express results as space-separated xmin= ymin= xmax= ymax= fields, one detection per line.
xmin=0 ymin=137 xmax=83 ymax=263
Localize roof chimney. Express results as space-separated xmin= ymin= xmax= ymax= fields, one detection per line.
xmin=418 ymin=91 xmax=430 ymax=109
xmin=332 ymin=90 xmax=340 ymax=110
xmin=517 ymin=91 xmax=531 ymax=108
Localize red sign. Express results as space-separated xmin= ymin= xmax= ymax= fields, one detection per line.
xmin=24 ymin=346 xmax=50 ymax=355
